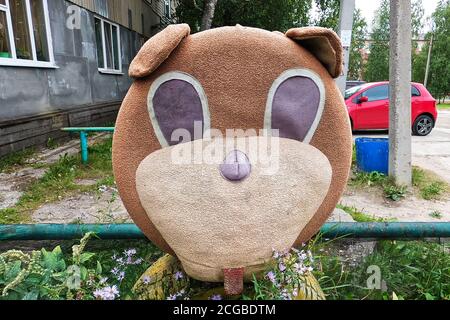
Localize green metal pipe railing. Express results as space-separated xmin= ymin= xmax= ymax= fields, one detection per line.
xmin=61 ymin=127 xmax=115 ymax=164
xmin=1 ymin=223 xmax=450 ymax=241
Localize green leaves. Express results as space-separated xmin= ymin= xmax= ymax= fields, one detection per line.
xmin=41 ymin=247 xmax=66 ymax=272
xmin=0 ymin=234 xmax=108 ymax=301
xmin=4 ymin=261 xmax=21 ymax=282
xmin=176 ymin=0 xmax=321 ymax=33
xmin=383 ymin=185 xmax=407 ymax=201
xmin=366 ymin=0 xmax=426 ymax=83
xmin=79 ymin=253 xmax=96 ymax=264
xmin=349 ymin=9 xmax=368 ymax=80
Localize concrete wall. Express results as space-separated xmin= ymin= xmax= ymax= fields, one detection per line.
xmin=0 ymin=0 xmax=145 ymax=122
xmin=0 ymin=0 xmax=158 ymax=156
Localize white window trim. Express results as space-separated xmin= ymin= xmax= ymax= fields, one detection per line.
xmin=0 ymin=0 xmax=56 ymax=68
xmin=95 ymin=16 xmax=122 ymax=74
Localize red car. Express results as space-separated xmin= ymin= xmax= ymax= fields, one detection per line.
xmin=345 ymin=82 xmax=438 ymax=136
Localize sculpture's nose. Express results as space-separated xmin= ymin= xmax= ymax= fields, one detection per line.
xmin=220 ymin=150 xmax=251 ymax=182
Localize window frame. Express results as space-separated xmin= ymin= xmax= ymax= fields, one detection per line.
xmin=0 ymin=0 xmax=55 ymax=68
xmin=94 ymin=16 xmax=122 ymax=75
xmin=360 ymin=84 xmax=390 ymax=103
xmin=412 ymin=85 xmax=421 ymax=97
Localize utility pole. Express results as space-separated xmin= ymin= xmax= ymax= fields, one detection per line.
xmin=336 ymin=0 xmax=356 ymax=96
xmin=389 ymin=0 xmax=412 ymax=186
xmin=424 ymin=35 xmax=433 ymax=88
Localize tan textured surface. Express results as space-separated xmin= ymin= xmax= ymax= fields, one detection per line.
xmin=113 ymin=25 xmax=352 ymax=256
xmin=129 ymin=24 xmax=190 ymax=78
xmin=285 ymin=27 xmax=344 ymax=78
xmin=136 ymin=138 xmax=332 ymax=282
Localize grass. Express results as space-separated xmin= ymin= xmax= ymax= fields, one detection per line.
xmin=412 ymin=167 xmax=448 ymax=200
xmin=349 ymin=163 xmax=448 ymax=201
xmin=437 ymin=103 xmax=450 ymax=110
xmin=0 ymin=148 xmax=36 ymax=173
xmin=336 ymin=204 xmax=394 ymax=222
xmin=429 ymin=211 xmax=443 ymax=219
xmin=315 ymin=240 xmax=450 ymax=300
xmin=0 ymin=136 xmax=115 ymax=224
xmin=350 ymin=171 xmax=408 ymax=202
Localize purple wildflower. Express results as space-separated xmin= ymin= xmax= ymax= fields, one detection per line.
xmin=272 ymin=249 xmax=280 ymax=259
xmin=281 ymin=289 xmax=291 ymax=300
xmin=143 ymin=276 xmax=151 ymax=285
xmin=299 ymin=252 xmax=308 ymax=261
xmin=94 ymin=286 xmax=120 ymax=300
xmin=279 ymin=262 xmax=287 ymax=272
xmin=111 ymin=267 xmax=120 ymax=276
xmin=124 ymin=249 xmax=137 ymax=257
xmin=167 ymin=289 xmax=186 ymax=300
xmin=117 ymin=271 xmax=126 ymax=282
xmin=266 ymin=271 xmax=277 ymax=285
xmin=174 ymin=271 xmax=184 ymax=281
xmin=209 ymin=294 xmax=222 ymax=301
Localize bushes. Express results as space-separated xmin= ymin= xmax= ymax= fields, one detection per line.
xmin=314 ymin=240 xmax=450 ymax=300
xmin=0 ymin=235 xmax=159 ymax=300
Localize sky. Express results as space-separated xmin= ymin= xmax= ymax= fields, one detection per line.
xmin=355 ymin=0 xmax=439 ymax=33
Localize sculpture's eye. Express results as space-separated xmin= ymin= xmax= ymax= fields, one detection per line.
xmin=147 ymin=71 xmax=210 ymax=147
xmin=264 ymin=69 xmax=325 ymax=143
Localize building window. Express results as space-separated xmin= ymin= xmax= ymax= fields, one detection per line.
xmin=164 ymin=0 xmax=171 ymax=19
xmin=0 ymin=0 xmax=54 ymax=67
xmin=94 ymin=16 xmax=121 ymax=74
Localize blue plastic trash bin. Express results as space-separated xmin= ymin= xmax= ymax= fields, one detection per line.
xmin=355 ymin=138 xmax=389 ymax=175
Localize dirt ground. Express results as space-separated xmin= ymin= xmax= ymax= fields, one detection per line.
xmin=0 ymin=135 xmax=131 ymax=224
xmin=341 ymin=189 xmax=450 ymax=222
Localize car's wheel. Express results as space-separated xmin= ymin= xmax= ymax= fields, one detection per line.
xmin=413 ymin=115 xmax=434 ymax=136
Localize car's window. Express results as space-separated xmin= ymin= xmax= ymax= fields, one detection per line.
xmin=345 ymin=85 xmax=363 ymax=99
xmin=362 ymin=85 xmax=389 ymax=102
xmin=412 ymin=85 xmax=421 ymax=97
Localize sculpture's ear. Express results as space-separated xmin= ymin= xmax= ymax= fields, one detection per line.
xmin=285 ymin=27 xmax=343 ymax=78
xmin=129 ymin=24 xmax=190 ymax=78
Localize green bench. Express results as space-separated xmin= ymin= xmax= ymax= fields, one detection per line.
xmin=62 ymin=127 xmax=115 ymax=164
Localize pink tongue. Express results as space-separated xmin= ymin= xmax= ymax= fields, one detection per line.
xmin=223 ymin=268 xmax=245 ymax=296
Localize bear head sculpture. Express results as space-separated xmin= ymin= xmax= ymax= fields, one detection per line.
xmin=112 ymin=24 xmax=352 ymax=295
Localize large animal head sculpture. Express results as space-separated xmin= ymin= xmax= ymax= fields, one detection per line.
xmin=113 ymin=24 xmax=352 ymax=294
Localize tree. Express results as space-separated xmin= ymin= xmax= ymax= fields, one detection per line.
xmin=425 ymin=0 xmax=450 ymax=101
xmin=365 ymin=0 xmax=425 ymax=82
xmin=348 ymin=8 xmax=367 ymax=80
xmin=311 ymin=0 xmax=340 ymax=30
xmin=411 ymin=0 xmax=425 ymax=83
xmin=412 ymin=33 xmax=429 ymax=84
xmin=201 ymin=0 xmax=219 ymax=30
xmin=175 ymin=0 xmax=313 ymax=33
xmin=364 ymin=0 xmax=390 ymax=82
